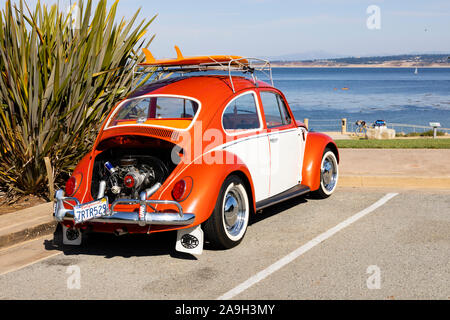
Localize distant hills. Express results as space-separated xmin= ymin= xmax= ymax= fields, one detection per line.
xmin=267 ymin=51 xmax=348 ymax=61
xmin=270 ymin=53 xmax=450 ymax=67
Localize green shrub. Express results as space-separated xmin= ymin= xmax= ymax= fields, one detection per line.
xmin=0 ymin=0 xmax=155 ymax=200
xmin=396 ymin=130 xmax=446 ymax=137
xmin=419 ymin=129 xmax=445 ymax=137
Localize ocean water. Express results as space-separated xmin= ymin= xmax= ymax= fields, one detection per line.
xmin=270 ymin=67 xmax=450 ymax=133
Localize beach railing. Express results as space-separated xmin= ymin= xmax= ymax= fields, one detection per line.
xmin=387 ymin=122 xmax=450 ymax=134
xmin=304 ymin=118 xmax=450 ymax=135
xmin=306 ymin=118 xmax=344 ymax=132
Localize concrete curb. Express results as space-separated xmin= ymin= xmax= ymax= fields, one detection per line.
xmin=0 ymin=202 xmax=55 ymax=250
xmin=339 ymin=175 xmax=450 ymax=189
xmin=0 ymin=220 xmax=56 ymax=250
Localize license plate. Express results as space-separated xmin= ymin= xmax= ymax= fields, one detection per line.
xmin=74 ymin=198 xmax=109 ymax=224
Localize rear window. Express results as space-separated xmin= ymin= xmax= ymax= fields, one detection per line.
xmin=107 ymin=96 xmax=200 ymax=130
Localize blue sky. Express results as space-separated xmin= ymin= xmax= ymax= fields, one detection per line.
xmin=2 ymin=0 xmax=450 ymax=59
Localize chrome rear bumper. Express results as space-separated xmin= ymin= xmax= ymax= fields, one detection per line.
xmin=53 ymin=189 xmax=195 ymax=226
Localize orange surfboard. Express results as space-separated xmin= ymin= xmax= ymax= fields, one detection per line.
xmin=140 ymin=46 xmax=249 ymax=67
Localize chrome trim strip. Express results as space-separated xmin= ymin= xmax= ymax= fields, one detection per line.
xmin=255 ymin=184 xmax=310 ymax=211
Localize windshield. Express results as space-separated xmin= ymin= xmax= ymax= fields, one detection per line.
xmin=107 ymin=96 xmax=200 ymax=130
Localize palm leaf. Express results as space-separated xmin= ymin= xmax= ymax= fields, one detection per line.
xmin=0 ymin=0 xmax=156 ymax=199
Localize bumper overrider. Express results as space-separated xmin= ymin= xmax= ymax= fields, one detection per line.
xmin=53 ymin=183 xmax=195 ymax=226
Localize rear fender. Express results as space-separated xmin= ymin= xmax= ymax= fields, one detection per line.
xmin=301 ymin=132 xmax=339 ymax=191
xmin=157 ymin=149 xmax=256 ymax=227
xmin=66 ymin=151 xmax=94 ymax=203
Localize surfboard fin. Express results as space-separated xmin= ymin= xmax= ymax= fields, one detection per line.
xmin=174 ymin=45 xmax=184 ymax=60
xmin=142 ymin=48 xmax=156 ymax=64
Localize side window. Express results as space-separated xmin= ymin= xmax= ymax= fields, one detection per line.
xmin=276 ymin=94 xmax=292 ymax=125
xmin=260 ymin=91 xmax=292 ymax=129
xmin=222 ymin=92 xmax=261 ymax=132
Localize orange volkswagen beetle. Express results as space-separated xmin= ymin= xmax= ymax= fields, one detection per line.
xmin=54 ymin=47 xmax=339 ymax=254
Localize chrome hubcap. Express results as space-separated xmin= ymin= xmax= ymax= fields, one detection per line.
xmin=224 ymin=194 xmax=239 ymax=227
xmin=322 ymin=155 xmax=337 ymax=192
xmin=223 ymin=185 xmax=246 ymax=237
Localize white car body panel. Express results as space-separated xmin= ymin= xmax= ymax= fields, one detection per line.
xmin=267 ymin=128 xmax=303 ymax=197
xmin=221 ymin=134 xmax=271 ymax=202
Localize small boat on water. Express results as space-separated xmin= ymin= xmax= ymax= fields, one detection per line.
xmin=414 ymin=67 xmax=418 ymax=74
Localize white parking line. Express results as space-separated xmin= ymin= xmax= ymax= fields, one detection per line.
xmin=217 ymin=192 xmax=399 ymax=300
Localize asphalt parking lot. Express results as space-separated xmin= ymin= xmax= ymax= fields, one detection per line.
xmin=0 ymin=187 xmax=449 ymax=300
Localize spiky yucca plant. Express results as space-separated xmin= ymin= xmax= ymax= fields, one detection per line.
xmin=0 ymin=0 xmax=155 ymax=199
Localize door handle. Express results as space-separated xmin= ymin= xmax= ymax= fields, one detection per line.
xmin=269 ymin=137 xmax=278 ymax=143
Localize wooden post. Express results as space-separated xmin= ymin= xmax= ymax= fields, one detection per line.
xmin=44 ymin=157 xmax=54 ymax=201
xmin=303 ymin=118 xmax=309 ymax=130
xmin=341 ymin=118 xmax=347 ymax=134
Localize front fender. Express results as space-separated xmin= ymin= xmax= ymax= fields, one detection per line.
xmin=302 ymin=132 xmax=339 ymax=191
xmin=157 ymin=149 xmax=255 ymax=227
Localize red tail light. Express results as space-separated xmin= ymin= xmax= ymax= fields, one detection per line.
xmin=65 ymin=176 xmax=77 ymax=196
xmin=171 ymin=179 xmax=186 ymax=201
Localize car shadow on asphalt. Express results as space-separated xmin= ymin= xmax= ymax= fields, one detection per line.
xmin=43 ymin=194 xmax=313 ymax=259
xmin=249 ymin=195 xmax=309 ymax=226
xmin=43 ymin=228 xmax=200 ymax=260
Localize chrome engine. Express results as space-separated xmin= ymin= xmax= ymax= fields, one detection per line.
xmin=92 ymin=153 xmax=169 ymax=202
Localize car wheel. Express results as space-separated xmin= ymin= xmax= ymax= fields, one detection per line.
xmin=313 ymin=147 xmax=339 ymax=198
xmin=203 ymin=175 xmax=250 ymax=249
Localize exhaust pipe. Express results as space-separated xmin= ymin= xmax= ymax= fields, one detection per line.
xmin=97 ymin=180 xmax=106 ymax=199
xmin=141 ymin=182 xmax=162 ymax=200
xmin=138 ymin=182 xmax=162 ymax=226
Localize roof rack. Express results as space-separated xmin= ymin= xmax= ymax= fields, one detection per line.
xmin=132 ymin=46 xmax=273 ymax=93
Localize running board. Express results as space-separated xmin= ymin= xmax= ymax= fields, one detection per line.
xmin=256 ymin=184 xmax=310 ymax=211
